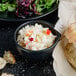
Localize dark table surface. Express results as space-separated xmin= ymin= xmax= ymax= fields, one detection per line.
xmin=0 ymin=10 xmax=58 ymax=76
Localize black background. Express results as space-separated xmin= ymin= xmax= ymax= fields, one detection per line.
xmin=0 ymin=10 xmax=58 ymax=76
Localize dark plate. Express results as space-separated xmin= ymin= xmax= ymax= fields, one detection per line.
xmin=0 ymin=4 xmax=58 ymax=22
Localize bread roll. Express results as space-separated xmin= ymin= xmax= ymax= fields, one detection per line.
xmin=0 ymin=57 xmax=7 ymax=70
xmin=3 ymin=51 xmax=16 ymax=64
xmin=1 ymin=73 xmax=14 ymax=76
xmin=61 ymin=23 xmax=76 ymax=69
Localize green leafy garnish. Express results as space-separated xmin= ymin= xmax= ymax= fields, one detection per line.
xmin=0 ymin=0 xmax=58 ymax=18
xmin=34 ymin=0 xmax=57 ymax=14
xmin=0 ymin=0 xmax=17 ymax=12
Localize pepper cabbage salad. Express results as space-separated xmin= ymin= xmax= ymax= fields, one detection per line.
xmin=0 ymin=0 xmax=58 ymax=18
xmin=17 ymin=23 xmax=56 ymax=50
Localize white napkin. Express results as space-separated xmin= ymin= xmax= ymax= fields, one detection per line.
xmin=53 ymin=0 xmax=76 ymax=75
xmin=54 ymin=0 xmax=76 ymax=34
xmin=53 ymin=41 xmax=76 ymax=76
